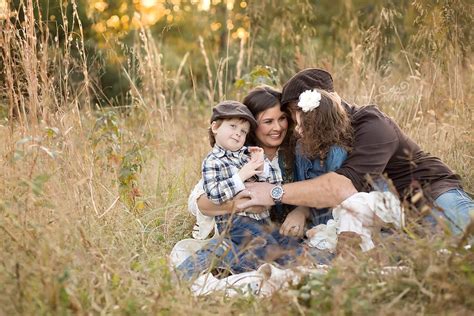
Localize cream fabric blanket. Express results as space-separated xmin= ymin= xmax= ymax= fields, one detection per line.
xmin=172 ymin=191 xmax=404 ymax=296
xmin=308 ymin=191 xmax=404 ymax=252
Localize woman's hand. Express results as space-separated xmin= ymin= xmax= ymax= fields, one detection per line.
xmin=280 ymin=206 xmax=310 ymax=237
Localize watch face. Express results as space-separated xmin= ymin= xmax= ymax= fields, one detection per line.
xmin=271 ymin=186 xmax=283 ymax=199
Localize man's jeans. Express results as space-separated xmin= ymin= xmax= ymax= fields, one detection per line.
xmin=433 ymin=188 xmax=474 ymax=235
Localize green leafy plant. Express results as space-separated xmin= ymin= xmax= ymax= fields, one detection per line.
xmin=235 ymin=65 xmax=279 ymax=90
xmin=90 ymin=109 xmax=148 ymax=212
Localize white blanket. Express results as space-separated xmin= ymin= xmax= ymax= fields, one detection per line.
xmin=308 ymin=191 xmax=404 ymax=252
xmin=191 ymin=263 xmax=328 ymax=297
xmin=172 ymin=191 xmax=404 ymax=296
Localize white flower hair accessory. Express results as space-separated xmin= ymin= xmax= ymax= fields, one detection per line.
xmin=297 ymin=89 xmax=321 ymax=112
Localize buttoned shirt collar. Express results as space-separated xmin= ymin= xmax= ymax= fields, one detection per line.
xmin=212 ymin=144 xmax=248 ymax=160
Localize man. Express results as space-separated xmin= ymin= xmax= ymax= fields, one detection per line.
xmin=239 ymin=68 xmax=473 ymax=235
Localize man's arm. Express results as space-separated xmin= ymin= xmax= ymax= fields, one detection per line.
xmin=238 ymin=172 xmax=357 ymax=210
xmin=283 ymin=172 xmax=357 ymax=207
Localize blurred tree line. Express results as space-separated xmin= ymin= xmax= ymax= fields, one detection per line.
xmin=4 ymin=0 xmax=472 ymax=107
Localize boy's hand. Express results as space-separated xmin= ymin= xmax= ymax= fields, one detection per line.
xmin=248 ymin=146 xmax=265 ymax=172
xmin=239 ymin=159 xmax=264 ymax=181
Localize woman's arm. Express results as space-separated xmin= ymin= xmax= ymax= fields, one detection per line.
xmin=197 ymin=191 xmax=268 ymax=216
xmin=197 ymin=194 xmax=235 ymax=216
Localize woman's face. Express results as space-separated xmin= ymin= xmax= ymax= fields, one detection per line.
xmin=255 ymin=104 xmax=288 ymax=154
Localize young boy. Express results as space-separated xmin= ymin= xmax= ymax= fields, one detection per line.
xmin=201 ymin=100 xmax=298 ymax=272
xmin=202 ymin=100 xmax=268 ymax=219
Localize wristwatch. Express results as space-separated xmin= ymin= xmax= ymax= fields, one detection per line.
xmin=270 ymin=185 xmax=285 ymax=205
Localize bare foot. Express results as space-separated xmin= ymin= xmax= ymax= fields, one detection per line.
xmin=305 ymin=225 xmax=325 ymax=239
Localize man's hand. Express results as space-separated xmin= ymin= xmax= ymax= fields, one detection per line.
xmin=234 ymin=190 xmax=268 ymax=214
xmin=280 ymin=207 xmax=309 ymax=237
xmin=236 ymin=182 xmax=274 ymax=210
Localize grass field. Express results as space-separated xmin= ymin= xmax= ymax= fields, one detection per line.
xmin=1 ymin=1 xmax=473 ymax=315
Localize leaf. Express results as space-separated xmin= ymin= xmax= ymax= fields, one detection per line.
xmin=111 ymin=274 xmax=121 ymax=288
xmin=135 ymin=200 xmax=145 ymax=211
xmin=13 ymin=150 xmax=25 ymax=161
xmin=39 ymin=146 xmax=59 ymax=159
xmin=59 ymin=287 xmax=70 ymax=308
xmin=234 ymin=78 xmax=245 ymax=88
xmin=16 ymin=136 xmax=33 ymax=145
xmin=32 ymin=174 xmax=51 ymax=196
xmin=45 ymin=127 xmax=60 ymax=138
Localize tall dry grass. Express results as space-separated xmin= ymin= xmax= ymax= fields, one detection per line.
xmin=0 ymin=1 xmax=473 ymax=315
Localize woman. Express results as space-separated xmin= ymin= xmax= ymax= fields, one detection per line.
xmin=177 ymin=86 xmax=331 ymax=280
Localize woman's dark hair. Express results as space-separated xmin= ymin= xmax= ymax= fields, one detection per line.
xmin=242 ymin=86 xmax=295 ymax=180
xmin=243 ymin=86 xmax=282 ymax=117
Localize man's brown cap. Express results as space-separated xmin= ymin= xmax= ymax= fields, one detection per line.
xmin=281 ymin=68 xmax=334 ymax=106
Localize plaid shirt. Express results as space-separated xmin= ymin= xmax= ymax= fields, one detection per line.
xmin=202 ymin=145 xmax=282 ymax=220
xmin=263 ymin=152 xmax=283 ymax=184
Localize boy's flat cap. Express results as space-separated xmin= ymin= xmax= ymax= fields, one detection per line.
xmin=211 ymin=100 xmax=257 ymax=130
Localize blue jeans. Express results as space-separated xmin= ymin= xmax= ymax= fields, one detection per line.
xmin=216 ymin=215 xmax=303 ymax=266
xmin=176 ymin=237 xmax=251 ymax=281
xmin=294 ymin=145 xmax=348 ymax=226
xmin=176 ymin=215 xmax=334 ymax=281
xmin=432 ymin=188 xmax=474 ymax=235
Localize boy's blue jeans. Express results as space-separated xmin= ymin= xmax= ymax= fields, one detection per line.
xmin=176 ymin=215 xmax=334 ymax=281
xmin=215 ymin=215 xmax=305 ymax=265
xmin=176 ymin=237 xmax=246 ymax=281
xmin=176 ymin=216 xmax=298 ymax=281
xmin=294 ymin=145 xmax=348 ymax=226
